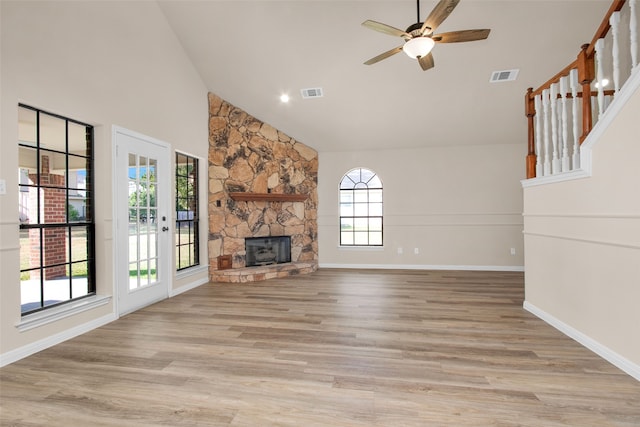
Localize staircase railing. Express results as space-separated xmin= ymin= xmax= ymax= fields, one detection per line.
xmin=525 ymin=0 xmax=638 ymax=179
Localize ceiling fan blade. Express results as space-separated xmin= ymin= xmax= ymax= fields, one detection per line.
xmin=433 ymin=29 xmax=490 ymax=43
xmin=421 ymin=0 xmax=460 ymax=34
xmin=418 ymin=52 xmax=435 ymax=71
xmin=364 ymin=46 xmax=404 ymax=65
xmin=362 ymin=20 xmax=410 ymax=38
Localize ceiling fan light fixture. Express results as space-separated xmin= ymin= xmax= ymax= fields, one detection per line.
xmin=402 ymin=36 xmax=435 ymax=59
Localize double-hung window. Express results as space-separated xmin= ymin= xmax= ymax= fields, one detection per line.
xmin=18 ymin=104 xmax=95 ymax=315
xmin=175 ymin=153 xmax=199 ymax=270
xmin=339 ymin=168 xmax=383 ymax=246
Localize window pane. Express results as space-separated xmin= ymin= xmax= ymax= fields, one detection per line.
xmin=39 ymin=113 xmax=66 ymax=152
xmin=178 ymin=245 xmax=191 ymax=269
xmin=18 ymin=147 xmax=37 ymax=179
xmin=369 ymin=232 xmax=383 ymax=245
xmin=341 ymin=232 xmax=354 ymax=245
xmin=148 ymin=184 xmax=157 ymax=208
xmin=19 ymin=229 xmax=33 ymax=271
xmin=369 ymin=189 xmax=382 ymax=203
xmin=340 ymin=178 xmax=355 ymax=189
xmin=353 ymin=190 xmax=368 ymax=203
xmin=43 ymin=271 xmax=71 ymax=304
xmin=140 ymin=260 xmax=149 ymax=287
xmin=129 ymin=224 xmax=139 ymax=263
xmin=346 ymin=169 xmax=361 ymax=184
xmin=149 ymin=259 xmax=157 ymax=283
xmin=370 ymin=203 xmax=383 ymax=216
xmin=18 ymin=106 xmax=37 ymax=146
xmin=39 ymin=151 xmax=67 ymax=188
xmin=68 ymin=122 xmax=89 ymax=156
xmin=68 ymin=159 xmax=89 ymax=184
xmin=19 ymin=185 xmax=38 ymax=224
xmin=354 ymin=217 xmax=368 ymax=231
xmin=360 ymin=169 xmax=375 ymax=184
xmin=340 ymin=218 xmax=353 ymax=231
xmin=369 ymin=217 xmax=382 ymax=231
xmin=148 ymin=158 xmax=157 ymax=182
xmin=21 ymin=279 xmax=40 ymax=313
xmin=354 ymin=232 xmax=369 ymax=245
xmin=128 ymin=154 xmax=137 ymax=179
xmin=69 ymin=191 xmax=90 ymax=222
xmin=339 ymin=191 xmax=353 ymax=204
xmin=129 ymin=262 xmax=139 ymax=290
xmin=42 ymin=228 xmax=68 ymax=265
xmin=354 ymin=203 xmax=368 ymax=216
xmin=340 ymin=203 xmax=353 ymax=216
xmin=71 ymin=264 xmax=90 ymax=299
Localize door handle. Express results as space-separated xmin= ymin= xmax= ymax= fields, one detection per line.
xmin=162 ymin=226 xmax=169 ymax=232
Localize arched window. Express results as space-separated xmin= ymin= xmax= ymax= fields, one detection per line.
xmin=339 ymin=168 xmax=383 ymax=246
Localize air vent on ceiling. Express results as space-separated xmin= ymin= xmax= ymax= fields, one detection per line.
xmin=489 ymin=69 xmax=519 ymax=83
xmin=301 ymin=87 xmax=324 ymax=99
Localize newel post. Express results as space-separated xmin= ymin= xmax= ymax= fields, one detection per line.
xmin=577 ymin=43 xmax=595 ymax=143
xmin=525 ymin=87 xmax=537 ymax=179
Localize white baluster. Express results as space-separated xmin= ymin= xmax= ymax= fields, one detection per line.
xmin=550 ymin=83 xmax=561 ymax=174
xmin=569 ymin=69 xmax=580 ymax=170
xmin=542 ymin=88 xmax=551 ymax=176
xmin=610 ymin=11 xmax=621 ymax=93
xmin=631 ymin=0 xmax=638 ymax=69
xmin=559 ymin=76 xmax=570 ymax=172
xmin=595 ymin=38 xmax=606 ymax=119
xmin=534 ymin=94 xmax=543 ymax=177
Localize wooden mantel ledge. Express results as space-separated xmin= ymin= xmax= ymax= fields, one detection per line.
xmin=229 ymin=192 xmax=307 ymax=202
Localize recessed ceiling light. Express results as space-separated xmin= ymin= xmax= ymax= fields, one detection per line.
xmin=280 ymin=94 xmax=290 ymax=103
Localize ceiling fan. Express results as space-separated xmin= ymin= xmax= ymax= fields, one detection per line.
xmin=362 ymin=0 xmax=490 ymax=71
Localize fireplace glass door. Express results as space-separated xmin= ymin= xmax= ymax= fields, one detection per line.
xmin=245 ymin=236 xmax=291 ymax=267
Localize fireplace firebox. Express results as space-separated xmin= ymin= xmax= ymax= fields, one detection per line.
xmin=245 ymin=236 xmax=291 ymax=267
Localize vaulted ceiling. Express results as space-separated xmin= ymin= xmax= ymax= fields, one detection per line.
xmin=158 ymin=0 xmax=610 ymax=152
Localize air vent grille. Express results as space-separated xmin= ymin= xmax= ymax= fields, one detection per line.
xmin=489 ymin=69 xmax=519 ymax=83
xmin=301 ymin=87 xmax=324 ymax=99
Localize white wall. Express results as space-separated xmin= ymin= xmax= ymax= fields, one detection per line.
xmin=318 ymin=143 xmax=526 ymax=269
xmin=523 ymin=74 xmax=640 ymax=378
xmin=0 ymin=1 xmax=209 ymax=361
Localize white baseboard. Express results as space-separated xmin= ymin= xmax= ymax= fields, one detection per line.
xmin=319 ymin=263 xmax=524 ymax=272
xmin=169 ymin=276 xmax=209 ymax=297
xmin=524 ymin=301 xmax=640 ymax=382
xmin=0 ymin=312 xmax=117 ymax=368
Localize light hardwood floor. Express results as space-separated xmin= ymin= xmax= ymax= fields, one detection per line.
xmin=1 ymin=269 xmax=639 ymax=426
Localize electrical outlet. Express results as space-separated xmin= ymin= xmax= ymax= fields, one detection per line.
xmin=414 ymin=248 xmax=419 ymax=255
xmin=397 ymin=247 xmax=403 ymax=255
xmin=0 ymin=179 xmax=6 ymax=195
xmin=510 ymin=247 xmax=516 ymax=256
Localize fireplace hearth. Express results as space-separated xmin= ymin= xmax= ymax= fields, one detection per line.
xmin=245 ymin=236 xmax=291 ymax=267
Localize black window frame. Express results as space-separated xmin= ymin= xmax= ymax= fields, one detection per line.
xmin=339 ymin=168 xmax=383 ymax=246
xmin=175 ymin=152 xmax=200 ymax=271
xmin=18 ymin=104 xmax=96 ymax=315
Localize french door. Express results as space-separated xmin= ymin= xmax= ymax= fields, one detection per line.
xmin=114 ymin=127 xmax=171 ymax=315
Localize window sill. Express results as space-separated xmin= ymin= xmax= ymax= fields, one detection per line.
xmin=338 ymin=245 xmax=385 ymax=251
xmin=16 ymin=295 xmax=111 ymax=332
xmin=175 ymin=264 xmax=209 ymax=280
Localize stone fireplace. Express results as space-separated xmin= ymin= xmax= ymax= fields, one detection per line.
xmin=207 ymin=93 xmax=318 ymax=283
